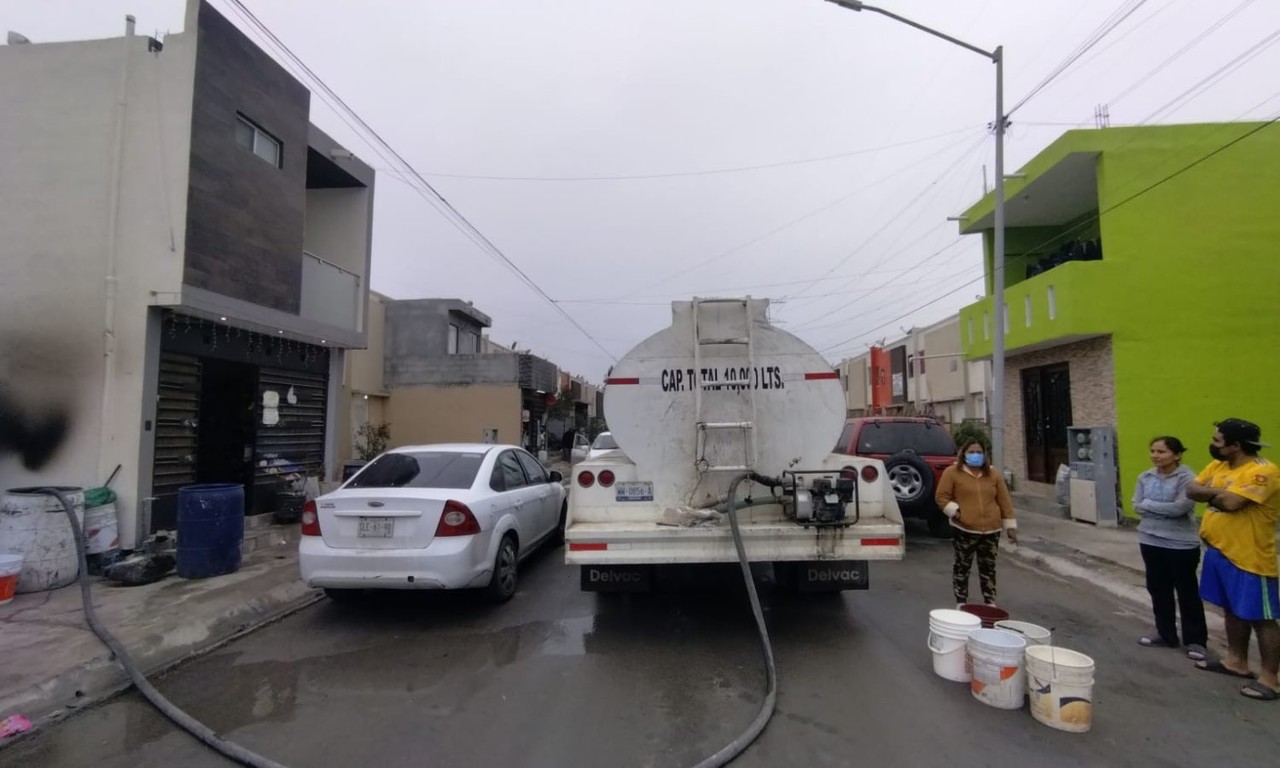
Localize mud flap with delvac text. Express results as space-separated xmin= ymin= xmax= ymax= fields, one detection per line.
xmin=581 ymin=564 xmax=653 ymax=592
xmin=797 ymin=560 xmax=869 ymax=591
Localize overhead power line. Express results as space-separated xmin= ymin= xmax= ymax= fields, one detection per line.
xmin=1008 ymin=0 xmax=1151 ymax=116
xmin=819 ymin=115 xmax=1280 ymax=357
xmin=219 ymin=0 xmax=618 ymax=362
xmin=1140 ymin=27 xmax=1280 ymax=125
xmin=630 ymin=128 xmax=987 ymax=294
xmin=1107 ymin=0 xmax=1259 ymax=112
xmin=414 ymin=125 xmax=983 ymax=182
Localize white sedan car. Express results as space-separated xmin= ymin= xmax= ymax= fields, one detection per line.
xmin=299 ymin=444 xmax=567 ymax=603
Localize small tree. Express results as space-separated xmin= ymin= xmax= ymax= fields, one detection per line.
xmin=951 ymin=420 xmax=991 ymax=454
xmin=355 ymin=422 xmax=391 ymax=462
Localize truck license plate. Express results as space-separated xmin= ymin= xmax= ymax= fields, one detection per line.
xmin=615 ymin=481 xmax=654 ymax=502
xmin=358 ymin=517 xmax=394 ymax=538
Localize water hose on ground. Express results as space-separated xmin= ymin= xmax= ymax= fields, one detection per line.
xmin=38 ymin=487 xmax=287 ymax=768
xmin=691 ymin=472 xmax=782 ymax=768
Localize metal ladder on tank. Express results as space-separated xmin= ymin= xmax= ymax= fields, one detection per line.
xmin=692 ymin=298 xmax=758 ymax=474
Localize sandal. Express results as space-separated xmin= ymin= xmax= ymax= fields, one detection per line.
xmin=1138 ymin=635 xmax=1176 ymax=648
xmin=1240 ymin=681 xmax=1279 ymax=701
xmin=1185 ymin=644 xmax=1208 ymax=662
xmin=1196 ymin=659 xmax=1256 ymax=679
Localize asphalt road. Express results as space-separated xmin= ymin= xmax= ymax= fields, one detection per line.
xmin=7 ymin=528 xmax=1279 ymax=768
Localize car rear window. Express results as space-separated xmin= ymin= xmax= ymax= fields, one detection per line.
xmin=855 ymin=423 xmax=956 ymax=456
xmin=592 ymin=433 xmax=618 ymax=450
xmin=346 ymin=452 xmax=485 ymax=490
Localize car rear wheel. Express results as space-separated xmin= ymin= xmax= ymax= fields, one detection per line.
xmin=486 ymin=535 xmax=519 ymax=603
xmin=884 ymin=451 xmax=935 ymax=512
xmin=551 ymin=501 xmax=568 ymax=546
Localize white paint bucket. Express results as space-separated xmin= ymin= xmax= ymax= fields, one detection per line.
xmin=1026 ymin=646 xmax=1096 ymax=733
xmin=968 ymin=628 xmax=1028 ymax=710
xmin=84 ymin=502 xmax=120 ymax=555
xmin=928 ymin=609 xmax=983 ymax=682
xmin=994 ymin=619 xmax=1053 ymax=647
xmin=1 ymin=487 xmax=84 ymax=593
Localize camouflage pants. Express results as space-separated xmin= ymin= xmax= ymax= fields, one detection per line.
xmin=953 ymin=530 xmax=1000 ymax=604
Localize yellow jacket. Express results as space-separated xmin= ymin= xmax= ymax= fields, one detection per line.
xmin=935 ymin=464 xmax=1016 ymax=534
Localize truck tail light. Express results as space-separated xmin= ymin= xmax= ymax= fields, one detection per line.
xmin=598 ymin=470 xmax=616 ymax=488
xmin=301 ymin=500 xmax=321 ymax=536
xmin=860 ymin=465 xmax=879 ymax=483
xmin=436 ymin=500 xmax=481 ymax=537
xmin=578 ymin=471 xmax=595 ymax=488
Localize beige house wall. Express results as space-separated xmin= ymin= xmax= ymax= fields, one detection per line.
xmin=386 ymin=384 xmax=522 ymax=448
xmin=1003 ymin=335 xmax=1115 ymax=487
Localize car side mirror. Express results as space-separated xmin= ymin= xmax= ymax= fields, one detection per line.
xmin=548 ymin=471 xmax=563 ymax=484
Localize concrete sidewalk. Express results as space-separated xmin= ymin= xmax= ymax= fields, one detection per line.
xmin=0 ymin=523 xmax=317 ymax=734
xmin=1009 ymin=506 xmax=1280 ymax=657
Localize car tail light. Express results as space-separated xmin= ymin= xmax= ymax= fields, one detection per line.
xmin=301 ymin=500 xmax=321 ymax=536
xmin=860 ymin=465 xmax=879 ymax=483
xmin=598 ymin=470 xmax=616 ymax=487
xmin=578 ymin=471 xmax=595 ymax=488
xmin=436 ymin=500 xmax=481 ymax=537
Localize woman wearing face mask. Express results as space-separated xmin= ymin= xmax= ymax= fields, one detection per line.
xmin=1133 ymin=436 xmax=1207 ymax=660
xmin=935 ymin=441 xmax=1017 ymax=607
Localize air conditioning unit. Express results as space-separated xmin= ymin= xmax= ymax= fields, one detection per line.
xmin=1067 ymin=426 xmax=1119 ymax=527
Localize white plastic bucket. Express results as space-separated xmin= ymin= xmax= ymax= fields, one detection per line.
xmin=0 ymin=553 xmax=23 ymax=605
xmin=968 ymin=628 xmax=1028 ymax=710
xmin=1026 ymin=646 xmax=1096 ymax=733
xmin=84 ymin=502 xmax=120 ymax=555
xmin=928 ymin=609 xmax=983 ymax=682
xmin=994 ymin=619 xmax=1053 ymax=647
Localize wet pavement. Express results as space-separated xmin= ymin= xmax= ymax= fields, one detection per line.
xmin=6 ymin=530 xmax=1279 ymax=768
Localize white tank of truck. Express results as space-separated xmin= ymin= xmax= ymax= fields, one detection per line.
xmin=565 ymin=298 xmax=905 ymax=592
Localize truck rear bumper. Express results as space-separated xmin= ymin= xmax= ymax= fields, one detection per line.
xmin=564 ymin=519 xmax=905 ymax=565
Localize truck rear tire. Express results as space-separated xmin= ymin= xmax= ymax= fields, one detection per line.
xmin=927 ymin=509 xmax=953 ymax=538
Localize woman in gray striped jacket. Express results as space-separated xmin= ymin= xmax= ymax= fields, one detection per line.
xmin=1134 ymin=436 xmax=1208 ymax=660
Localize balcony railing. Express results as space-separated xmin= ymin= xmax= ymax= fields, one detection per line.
xmin=960 ymin=259 xmax=1110 ymax=358
xmin=300 ymin=250 xmax=361 ymax=332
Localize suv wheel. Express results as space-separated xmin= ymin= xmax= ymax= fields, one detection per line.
xmin=884 ymin=451 xmax=936 ymax=513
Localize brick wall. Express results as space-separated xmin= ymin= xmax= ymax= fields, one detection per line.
xmin=1003 ymin=335 xmax=1115 ymax=486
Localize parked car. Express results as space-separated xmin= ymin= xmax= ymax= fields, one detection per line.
xmin=299 ymin=444 xmax=567 ymax=603
xmin=586 ymin=431 xmax=625 ymax=461
xmin=834 ymin=417 xmax=957 ymax=537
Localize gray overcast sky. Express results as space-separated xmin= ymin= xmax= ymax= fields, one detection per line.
xmin=10 ymin=0 xmax=1280 ymax=380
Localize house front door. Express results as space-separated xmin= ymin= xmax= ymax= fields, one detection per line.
xmin=1022 ymin=363 xmax=1072 ymax=483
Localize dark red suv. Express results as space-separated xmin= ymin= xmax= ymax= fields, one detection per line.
xmin=834 ymin=417 xmax=957 ymax=537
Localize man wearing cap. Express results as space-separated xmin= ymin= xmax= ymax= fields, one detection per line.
xmin=1186 ymin=418 xmax=1280 ymax=701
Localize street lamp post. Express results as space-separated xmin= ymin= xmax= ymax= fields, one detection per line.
xmin=825 ymin=0 xmax=1008 ymax=471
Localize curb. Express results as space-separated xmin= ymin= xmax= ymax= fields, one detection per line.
xmin=1008 ymin=541 xmax=1230 ymax=643
xmin=0 ymin=578 xmax=322 ymax=741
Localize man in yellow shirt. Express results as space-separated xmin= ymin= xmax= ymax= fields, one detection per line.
xmin=1186 ymin=418 xmax=1279 ymax=701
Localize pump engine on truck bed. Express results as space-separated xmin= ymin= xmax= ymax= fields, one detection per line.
xmin=565 ymin=298 xmax=906 ymax=592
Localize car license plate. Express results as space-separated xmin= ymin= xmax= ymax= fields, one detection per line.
xmin=358 ymin=517 xmax=394 ymax=538
xmin=615 ymin=481 xmax=653 ymax=502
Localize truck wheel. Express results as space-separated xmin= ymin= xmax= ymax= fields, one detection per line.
xmin=884 ymin=451 xmax=934 ymax=513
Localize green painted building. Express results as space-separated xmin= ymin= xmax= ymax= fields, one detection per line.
xmin=956 ymin=122 xmax=1280 ymax=515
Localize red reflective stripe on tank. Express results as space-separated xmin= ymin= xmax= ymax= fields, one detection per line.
xmin=804 ymin=372 xmax=840 ymax=380
xmin=605 ymin=378 xmax=640 ymax=386
xmin=861 ymin=538 xmax=900 ymax=546
xmin=569 ymin=542 xmax=608 ymax=551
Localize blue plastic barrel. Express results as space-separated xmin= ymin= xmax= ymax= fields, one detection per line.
xmin=176 ymin=483 xmax=245 ymax=579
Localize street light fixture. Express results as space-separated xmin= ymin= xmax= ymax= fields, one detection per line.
xmin=824 ymin=0 xmax=1009 ymax=472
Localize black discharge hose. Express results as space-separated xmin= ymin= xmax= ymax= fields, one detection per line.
xmin=38 ymin=488 xmax=287 ymax=768
xmin=691 ymin=472 xmax=783 ymax=768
